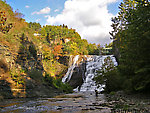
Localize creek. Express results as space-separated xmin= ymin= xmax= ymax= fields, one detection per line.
xmin=0 ymin=92 xmax=112 ymax=113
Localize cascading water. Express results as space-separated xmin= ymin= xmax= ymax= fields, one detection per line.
xmin=79 ymin=55 xmax=117 ymax=92
xmin=62 ymin=55 xmax=118 ymax=92
xmin=62 ymin=55 xmax=79 ymax=83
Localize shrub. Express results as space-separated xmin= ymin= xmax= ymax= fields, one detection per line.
xmin=53 ymin=78 xmax=73 ymax=93
xmin=44 ymin=74 xmax=73 ymax=93
xmin=27 ymin=69 xmax=43 ymax=82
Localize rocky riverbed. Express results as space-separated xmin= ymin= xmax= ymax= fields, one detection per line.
xmin=105 ymin=91 xmax=150 ymax=113
xmin=0 ymin=91 xmax=150 ymax=113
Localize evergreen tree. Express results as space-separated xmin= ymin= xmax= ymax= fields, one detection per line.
xmin=110 ymin=0 xmax=150 ymax=92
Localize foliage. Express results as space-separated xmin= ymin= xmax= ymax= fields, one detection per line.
xmin=39 ymin=25 xmax=100 ymax=55
xmin=44 ymin=74 xmax=73 ymax=93
xmin=53 ymin=78 xmax=73 ymax=93
xmin=53 ymin=45 xmax=63 ymax=58
xmin=0 ymin=10 xmax=12 ymax=33
xmin=10 ymin=70 xmax=26 ymax=88
xmin=29 ymin=22 xmax=41 ymax=31
xmin=110 ymin=0 xmax=150 ymax=93
xmin=14 ymin=9 xmax=24 ymax=19
xmin=87 ymin=43 xmax=100 ymax=55
xmin=27 ymin=69 xmax=43 ymax=81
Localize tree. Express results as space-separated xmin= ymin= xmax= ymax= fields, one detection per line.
xmin=15 ymin=9 xmax=24 ymax=19
xmin=0 ymin=10 xmax=13 ymax=33
xmin=110 ymin=0 xmax=150 ymax=92
xmin=53 ymin=45 xmax=63 ymax=59
xmin=87 ymin=43 xmax=99 ymax=55
xmin=94 ymin=57 xmax=122 ymax=92
xmin=29 ymin=22 xmax=41 ymax=31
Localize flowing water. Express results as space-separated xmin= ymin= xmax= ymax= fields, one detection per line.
xmin=62 ymin=55 xmax=80 ymax=83
xmin=0 ymin=92 xmax=111 ymax=113
xmin=0 ymin=55 xmax=117 ymax=113
xmin=80 ymin=55 xmax=117 ymax=92
xmin=66 ymin=55 xmax=117 ymax=92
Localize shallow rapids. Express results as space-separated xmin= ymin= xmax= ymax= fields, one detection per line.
xmin=0 ymin=92 xmax=112 ymax=113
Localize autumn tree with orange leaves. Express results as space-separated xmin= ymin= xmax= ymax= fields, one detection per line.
xmin=53 ymin=45 xmax=63 ymax=60
xmin=0 ymin=10 xmax=12 ymax=33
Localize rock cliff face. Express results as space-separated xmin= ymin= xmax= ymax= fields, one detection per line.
xmin=62 ymin=55 xmax=87 ymax=89
xmin=0 ymin=38 xmax=68 ymax=99
xmin=68 ymin=62 xmax=86 ymax=88
xmin=0 ymin=43 xmax=46 ymax=98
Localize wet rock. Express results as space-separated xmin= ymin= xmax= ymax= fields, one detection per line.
xmin=95 ymin=107 xmax=104 ymax=110
xmin=82 ymin=107 xmax=94 ymax=110
xmin=89 ymin=107 xmax=96 ymax=110
xmin=82 ymin=108 xmax=89 ymax=110
xmin=68 ymin=62 xmax=86 ymax=88
xmin=55 ymin=93 xmax=84 ymax=98
xmin=56 ymin=106 xmax=63 ymax=110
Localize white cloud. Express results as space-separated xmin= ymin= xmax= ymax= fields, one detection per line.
xmin=36 ymin=19 xmax=41 ymax=22
xmin=25 ymin=5 xmax=30 ymax=8
xmin=45 ymin=0 xmax=118 ymax=45
xmin=32 ymin=7 xmax=50 ymax=15
xmin=54 ymin=9 xmax=59 ymax=12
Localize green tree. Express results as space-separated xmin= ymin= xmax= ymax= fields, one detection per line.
xmin=87 ymin=43 xmax=99 ymax=55
xmin=29 ymin=22 xmax=41 ymax=31
xmin=94 ymin=57 xmax=122 ymax=92
xmin=110 ymin=0 xmax=150 ymax=92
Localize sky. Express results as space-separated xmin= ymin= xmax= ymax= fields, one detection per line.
xmin=5 ymin=0 xmax=122 ymax=45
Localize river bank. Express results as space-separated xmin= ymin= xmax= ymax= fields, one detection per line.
xmin=105 ymin=91 xmax=150 ymax=112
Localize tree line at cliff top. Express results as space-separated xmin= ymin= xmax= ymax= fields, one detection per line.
xmin=0 ymin=0 xmax=101 ymax=59
xmin=29 ymin=22 xmax=100 ymax=56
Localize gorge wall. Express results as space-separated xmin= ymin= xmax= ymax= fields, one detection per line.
xmin=0 ymin=40 xmax=70 ymax=99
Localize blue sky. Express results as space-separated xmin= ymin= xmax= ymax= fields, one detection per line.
xmin=5 ymin=0 xmax=122 ymax=45
xmin=6 ymin=0 xmax=66 ymax=25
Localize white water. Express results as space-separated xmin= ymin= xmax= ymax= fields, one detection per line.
xmin=62 ymin=55 xmax=79 ymax=83
xmin=80 ymin=55 xmax=117 ymax=92
xmin=62 ymin=55 xmax=118 ymax=92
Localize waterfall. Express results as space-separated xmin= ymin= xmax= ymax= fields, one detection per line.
xmin=62 ymin=55 xmax=118 ymax=92
xmin=62 ymin=55 xmax=79 ymax=83
xmin=80 ymin=55 xmax=117 ymax=92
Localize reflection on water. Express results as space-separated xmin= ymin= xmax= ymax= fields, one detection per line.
xmin=0 ymin=92 xmax=111 ymax=113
